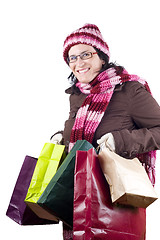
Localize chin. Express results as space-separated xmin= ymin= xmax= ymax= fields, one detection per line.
xmin=78 ymin=78 xmax=92 ymax=84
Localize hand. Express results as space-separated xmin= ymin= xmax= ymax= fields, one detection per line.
xmin=97 ymin=133 xmax=115 ymax=152
xmin=50 ymin=133 xmax=63 ymax=144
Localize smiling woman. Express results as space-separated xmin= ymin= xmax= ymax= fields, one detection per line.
xmin=51 ymin=23 xmax=160 ymax=240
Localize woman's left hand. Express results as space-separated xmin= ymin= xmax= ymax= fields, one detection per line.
xmin=97 ymin=133 xmax=115 ymax=152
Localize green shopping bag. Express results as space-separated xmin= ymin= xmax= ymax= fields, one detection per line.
xmin=38 ymin=140 xmax=94 ymax=227
xmin=25 ymin=143 xmax=65 ymax=221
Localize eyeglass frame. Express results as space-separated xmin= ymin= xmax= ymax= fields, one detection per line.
xmin=67 ymin=51 xmax=98 ymax=64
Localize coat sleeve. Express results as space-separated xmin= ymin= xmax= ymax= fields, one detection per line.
xmin=112 ymin=83 xmax=160 ymax=158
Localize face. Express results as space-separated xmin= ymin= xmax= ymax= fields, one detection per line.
xmin=68 ymin=44 xmax=104 ymax=83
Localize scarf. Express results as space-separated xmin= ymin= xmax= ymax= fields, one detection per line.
xmin=69 ymin=67 xmax=156 ymax=186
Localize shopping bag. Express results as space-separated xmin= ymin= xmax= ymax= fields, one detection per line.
xmin=73 ymin=149 xmax=146 ymax=240
xmin=38 ymin=140 xmax=94 ymax=227
xmin=98 ymin=148 xmax=158 ymax=208
xmin=6 ymin=155 xmax=56 ymax=225
xmin=25 ymin=143 xmax=65 ymax=221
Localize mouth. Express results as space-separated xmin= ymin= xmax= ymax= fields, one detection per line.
xmin=77 ymin=68 xmax=90 ymax=74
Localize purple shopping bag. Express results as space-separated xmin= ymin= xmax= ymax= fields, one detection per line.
xmin=6 ymin=155 xmax=58 ymax=225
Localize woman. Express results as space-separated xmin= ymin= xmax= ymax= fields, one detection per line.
xmin=51 ymin=24 xmax=160 ymax=240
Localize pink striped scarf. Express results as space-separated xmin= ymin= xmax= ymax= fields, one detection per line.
xmin=69 ymin=67 xmax=156 ymax=185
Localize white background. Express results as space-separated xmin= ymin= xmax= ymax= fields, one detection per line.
xmin=1 ymin=0 xmax=160 ymax=239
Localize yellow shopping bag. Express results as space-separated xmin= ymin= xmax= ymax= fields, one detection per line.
xmin=25 ymin=143 xmax=65 ymax=221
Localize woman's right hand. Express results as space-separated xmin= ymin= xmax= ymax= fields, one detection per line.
xmin=50 ymin=133 xmax=63 ymax=144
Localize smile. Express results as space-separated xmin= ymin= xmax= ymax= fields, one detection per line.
xmin=77 ymin=68 xmax=90 ymax=74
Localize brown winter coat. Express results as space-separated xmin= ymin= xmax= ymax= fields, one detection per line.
xmin=63 ymin=81 xmax=160 ymax=158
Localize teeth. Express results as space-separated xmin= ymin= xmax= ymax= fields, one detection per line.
xmin=78 ymin=68 xmax=89 ymax=74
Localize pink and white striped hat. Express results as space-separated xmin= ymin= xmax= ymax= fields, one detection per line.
xmin=63 ymin=23 xmax=110 ymax=64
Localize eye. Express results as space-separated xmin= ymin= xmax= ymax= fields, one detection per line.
xmin=81 ymin=52 xmax=92 ymax=59
xmin=69 ymin=55 xmax=77 ymax=62
xmin=82 ymin=52 xmax=90 ymax=57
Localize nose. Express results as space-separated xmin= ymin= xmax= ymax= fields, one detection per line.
xmin=76 ymin=56 xmax=85 ymax=67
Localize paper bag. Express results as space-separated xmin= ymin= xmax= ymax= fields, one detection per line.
xmin=98 ymin=148 xmax=158 ymax=208
xmin=25 ymin=143 xmax=65 ymax=221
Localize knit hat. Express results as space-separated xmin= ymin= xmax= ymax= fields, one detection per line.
xmin=63 ymin=23 xmax=110 ymax=64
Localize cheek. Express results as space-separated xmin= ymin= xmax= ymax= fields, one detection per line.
xmin=69 ymin=64 xmax=75 ymax=72
xmin=91 ymin=58 xmax=103 ymax=71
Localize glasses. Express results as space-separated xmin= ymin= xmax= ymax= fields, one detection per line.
xmin=68 ymin=51 xmax=98 ymax=63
